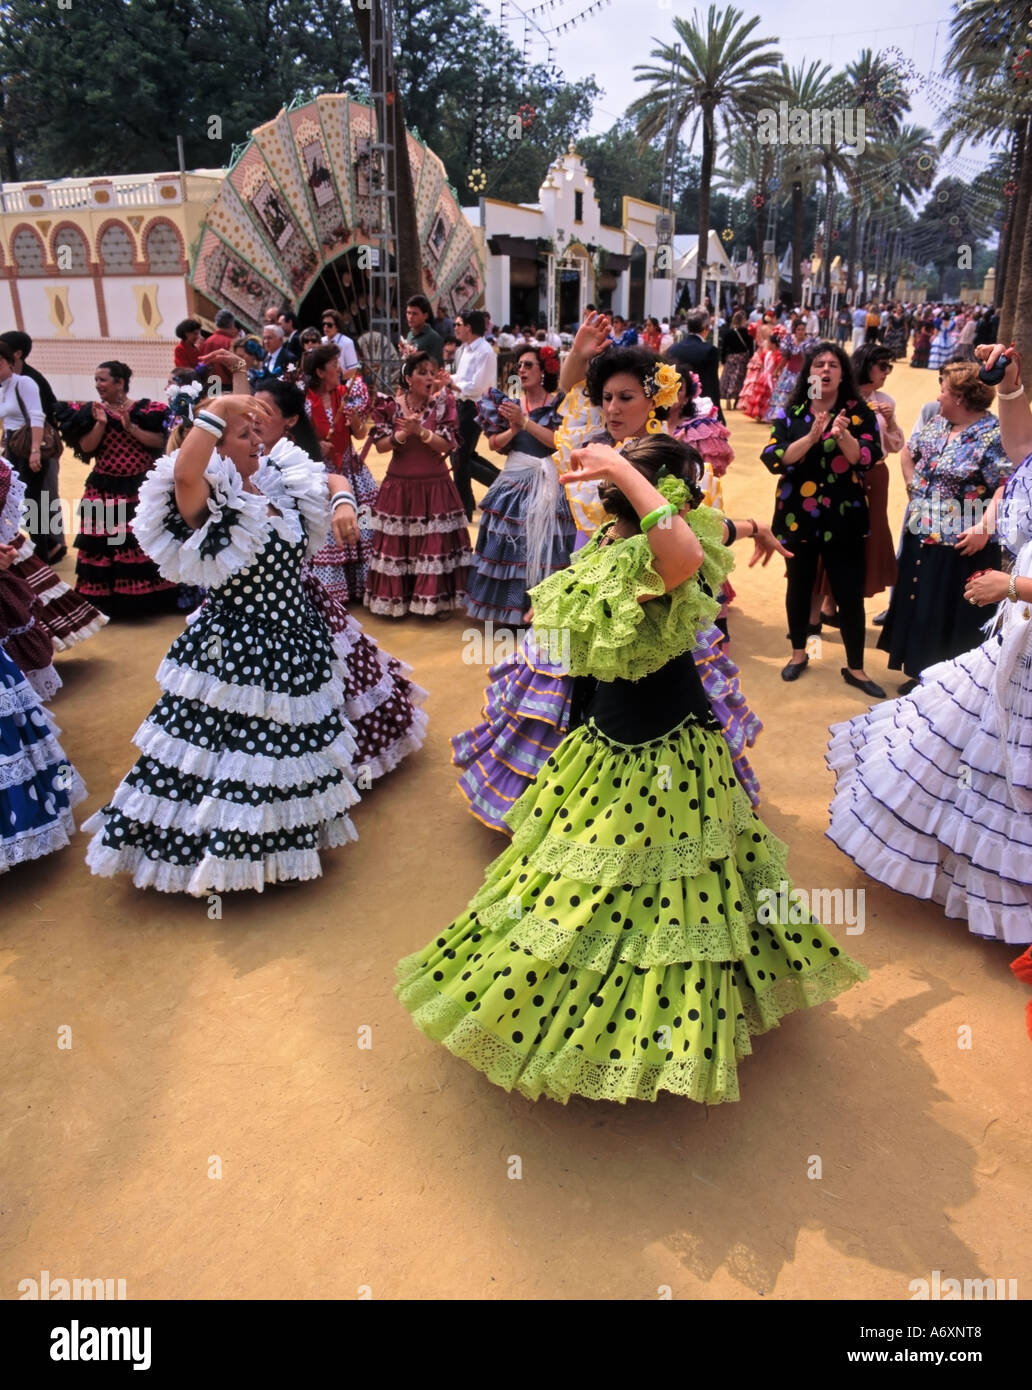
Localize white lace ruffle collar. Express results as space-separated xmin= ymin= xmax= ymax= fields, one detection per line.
xmin=256 ymin=439 xmax=329 ymax=557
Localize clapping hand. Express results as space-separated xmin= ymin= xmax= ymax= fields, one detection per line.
xmin=829 ymin=410 xmax=850 ymax=440
xmin=809 ymin=410 xmax=830 ymax=439
xmin=0 ymin=543 xmax=17 ymax=571
xmin=499 ymin=399 xmax=525 ymax=430
xmin=91 ymin=400 xmax=108 ymax=424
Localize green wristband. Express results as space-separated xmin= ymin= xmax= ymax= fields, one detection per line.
xmin=640 ymin=503 xmax=677 ymax=534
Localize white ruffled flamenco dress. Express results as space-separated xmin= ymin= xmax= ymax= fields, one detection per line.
xmin=826 ymin=454 xmax=1032 ymax=944
xmin=82 ymin=445 xmax=361 ymax=893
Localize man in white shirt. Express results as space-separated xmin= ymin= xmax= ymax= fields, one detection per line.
xmin=805 ymin=306 xmax=819 ymax=336
xmin=544 ymin=324 xmax=562 ymax=350
xmin=320 ymin=310 xmax=360 ymax=378
xmin=448 ymin=308 xmax=500 ymax=519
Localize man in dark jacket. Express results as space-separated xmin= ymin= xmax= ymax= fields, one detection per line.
xmin=665 ymin=309 xmax=725 ymax=423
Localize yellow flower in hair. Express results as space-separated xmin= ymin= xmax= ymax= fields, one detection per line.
xmin=651 ymin=362 xmax=682 ymax=410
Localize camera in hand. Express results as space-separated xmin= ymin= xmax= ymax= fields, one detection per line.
xmin=978 ymin=355 xmax=1011 ymax=385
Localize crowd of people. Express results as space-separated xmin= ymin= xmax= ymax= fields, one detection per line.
xmin=2 ymin=291 xmax=1030 ymax=1105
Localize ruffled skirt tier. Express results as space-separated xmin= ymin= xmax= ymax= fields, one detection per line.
xmin=0 ymin=647 xmax=86 ymax=873
xmin=364 ymin=469 xmax=472 ymax=617
xmin=401 ymin=715 xmax=866 ymax=1104
xmin=453 ymin=628 xmax=763 ymax=832
xmin=464 ymin=454 xmax=576 ymax=625
xmin=827 ymin=632 xmax=1032 ymax=943
xmin=82 ymin=602 xmax=360 ymax=894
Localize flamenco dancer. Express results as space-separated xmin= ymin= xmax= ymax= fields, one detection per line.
xmin=364 ymin=352 xmax=472 ymax=618
xmin=464 ymin=343 xmax=575 ymax=625
xmin=0 ymin=636 xmax=86 ymax=875
xmin=1 ymin=455 xmax=107 ymax=656
xmin=453 ymin=319 xmax=771 ymax=830
xmin=55 ymin=361 xmax=180 ymax=617
xmin=827 ymin=344 xmax=1032 ymax=944
xmin=83 ymin=393 xmax=361 ymax=893
xmin=303 ymin=344 xmax=375 ymax=603
xmin=399 ymin=434 xmax=866 ymax=1105
xmin=254 ymin=379 xmax=428 ymax=781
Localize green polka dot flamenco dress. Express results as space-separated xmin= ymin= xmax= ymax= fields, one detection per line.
xmin=82 ymin=449 xmax=360 ymax=893
xmin=397 ymin=506 xmax=867 ymax=1102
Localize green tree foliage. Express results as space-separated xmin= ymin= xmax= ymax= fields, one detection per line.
xmin=0 ymin=0 xmax=597 ymax=203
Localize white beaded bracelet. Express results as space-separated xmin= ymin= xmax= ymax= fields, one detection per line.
xmin=330 ymin=492 xmax=357 ymax=511
xmin=997 ymin=384 xmax=1026 ymax=401
xmin=193 ymin=417 xmax=223 ymax=439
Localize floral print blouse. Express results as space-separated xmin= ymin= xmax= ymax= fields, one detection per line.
xmin=761 ymin=397 xmax=883 ymax=544
xmin=905 ymin=413 xmax=1011 ymax=546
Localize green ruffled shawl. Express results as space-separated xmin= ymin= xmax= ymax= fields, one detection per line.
xmin=528 ymin=504 xmax=733 ymax=683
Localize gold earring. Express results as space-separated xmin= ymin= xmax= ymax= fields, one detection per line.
xmin=646 ymin=407 xmax=663 ymax=434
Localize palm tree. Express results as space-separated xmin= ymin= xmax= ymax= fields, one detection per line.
xmin=629 ymin=5 xmax=782 ymax=304
xmin=872 ymin=125 xmax=937 ymax=297
xmin=775 ymin=60 xmax=832 ymax=303
xmin=832 ymin=50 xmax=913 ymax=297
xmin=944 ymin=0 xmax=1032 ymax=359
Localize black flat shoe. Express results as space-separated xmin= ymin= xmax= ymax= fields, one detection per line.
xmin=898 ymin=677 xmax=920 ymax=695
xmin=873 ymin=609 xmax=888 ymax=626
xmin=781 ymin=656 xmax=809 ymax=681
xmin=841 ymin=668 xmax=886 ymax=698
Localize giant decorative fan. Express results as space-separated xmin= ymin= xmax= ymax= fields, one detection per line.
xmin=191 ymin=95 xmax=483 ymax=330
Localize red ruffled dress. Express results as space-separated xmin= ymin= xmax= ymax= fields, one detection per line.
xmin=56 ymin=400 xmax=179 ymax=616
xmin=363 ymin=392 xmax=472 ymax=617
xmin=305 ymin=378 xmax=377 ymax=602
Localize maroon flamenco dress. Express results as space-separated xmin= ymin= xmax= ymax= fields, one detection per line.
xmin=56 ymin=400 xmax=179 ymax=616
xmin=364 ymin=392 xmax=472 ymax=617
xmin=305 ymin=378 xmax=377 ymax=603
xmin=1 ymin=457 xmax=109 ymax=700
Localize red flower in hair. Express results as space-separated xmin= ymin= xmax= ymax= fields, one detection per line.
xmin=538 ymin=345 xmax=560 ymax=373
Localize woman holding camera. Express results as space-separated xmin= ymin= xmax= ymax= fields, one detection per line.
xmin=877 ymin=361 xmax=1011 ymax=692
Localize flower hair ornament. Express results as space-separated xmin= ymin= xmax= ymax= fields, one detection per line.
xmin=642 ymin=360 xmax=681 ymax=433
xmin=165 ymin=378 xmax=203 ymax=422
xmin=537 ymin=344 xmax=560 ymax=375
xmin=653 ymin=463 xmax=693 ymax=511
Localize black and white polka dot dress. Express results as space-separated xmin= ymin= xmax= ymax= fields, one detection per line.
xmin=82 ymin=447 xmax=360 ymax=893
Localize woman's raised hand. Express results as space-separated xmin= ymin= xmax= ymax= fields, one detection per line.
xmin=974 ymin=342 xmax=1022 ymax=394
xmin=91 ymin=400 xmax=107 ymax=423
xmin=203 ymin=393 xmax=274 ymax=426
xmin=829 ymin=410 xmax=850 ymax=439
xmin=572 ymin=311 xmax=612 ymax=359
xmin=559 ymin=441 xmax=626 ymax=484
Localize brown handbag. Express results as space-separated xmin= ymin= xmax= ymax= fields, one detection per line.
xmin=6 ymin=382 xmax=63 ymax=461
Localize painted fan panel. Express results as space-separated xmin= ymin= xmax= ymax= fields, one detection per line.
xmin=191 ymin=96 xmax=485 ymax=329
xmin=251 ymin=112 xmax=323 ymax=258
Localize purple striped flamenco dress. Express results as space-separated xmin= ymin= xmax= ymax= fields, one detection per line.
xmin=827 ymin=453 xmax=1032 ymax=944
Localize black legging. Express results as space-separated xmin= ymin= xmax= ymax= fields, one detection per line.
xmin=453 ymin=399 xmax=499 ymax=520
xmin=785 ymin=535 xmax=867 ymax=670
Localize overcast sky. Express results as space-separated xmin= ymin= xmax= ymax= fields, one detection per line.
xmin=496 ymin=0 xmax=984 ymax=166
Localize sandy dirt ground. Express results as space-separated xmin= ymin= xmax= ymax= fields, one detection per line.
xmin=1 ymin=359 xmax=1029 ymax=1303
